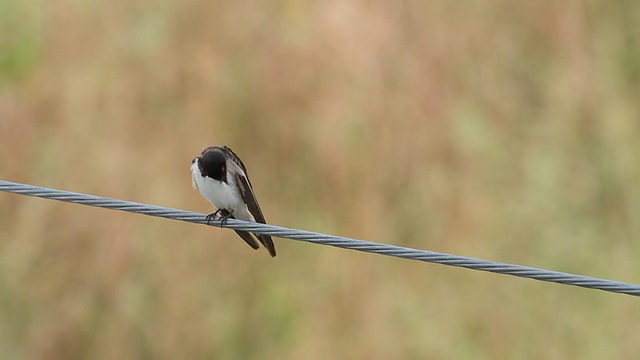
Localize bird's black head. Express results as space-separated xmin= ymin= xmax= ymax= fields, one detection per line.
xmin=198 ymin=149 xmax=227 ymax=182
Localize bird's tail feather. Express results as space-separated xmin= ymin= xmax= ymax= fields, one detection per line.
xmin=233 ymin=230 xmax=260 ymax=250
xmin=258 ymin=234 xmax=276 ymax=257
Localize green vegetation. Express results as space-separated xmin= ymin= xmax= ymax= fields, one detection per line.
xmin=1 ymin=1 xmax=639 ymax=359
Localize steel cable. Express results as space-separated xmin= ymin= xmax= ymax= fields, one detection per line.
xmin=1 ymin=179 xmax=639 ymax=297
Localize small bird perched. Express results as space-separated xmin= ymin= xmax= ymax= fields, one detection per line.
xmin=191 ymin=146 xmax=276 ymax=257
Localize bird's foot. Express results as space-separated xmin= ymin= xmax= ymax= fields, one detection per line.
xmin=205 ymin=212 xmax=218 ymax=225
xmin=206 ymin=209 xmax=232 ymax=227
xmin=218 ymin=210 xmax=233 ymax=227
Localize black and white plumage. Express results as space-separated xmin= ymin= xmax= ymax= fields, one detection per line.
xmin=191 ymin=146 xmax=276 ymax=257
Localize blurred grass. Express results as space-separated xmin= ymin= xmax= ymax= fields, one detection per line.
xmin=1 ymin=0 xmax=640 ymax=359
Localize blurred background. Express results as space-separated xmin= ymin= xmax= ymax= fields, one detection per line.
xmin=1 ymin=0 xmax=639 ymax=359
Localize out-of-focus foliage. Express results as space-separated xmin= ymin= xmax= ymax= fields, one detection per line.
xmin=1 ymin=1 xmax=639 ymax=359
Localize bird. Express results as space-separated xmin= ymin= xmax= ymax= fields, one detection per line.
xmin=191 ymin=146 xmax=276 ymax=257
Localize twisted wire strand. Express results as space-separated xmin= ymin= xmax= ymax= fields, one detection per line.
xmin=1 ymin=179 xmax=639 ymax=297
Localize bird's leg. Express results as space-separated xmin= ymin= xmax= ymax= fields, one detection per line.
xmin=206 ymin=209 xmax=224 ymax=225
xmin=206 ymin=209 xmax=233 ymax=227
xmin=217 ymin=209 xmax=233 ymax=227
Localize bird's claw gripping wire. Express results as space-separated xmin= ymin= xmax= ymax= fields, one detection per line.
xmin=206 ymin=209 xmax=232 ymax=227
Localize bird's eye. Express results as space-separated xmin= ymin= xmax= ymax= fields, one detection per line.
xmin=191 ymin=157 xmax=197 ymax=164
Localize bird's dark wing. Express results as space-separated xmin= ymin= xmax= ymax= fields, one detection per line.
xmin=220 ymin=146 xmax=249 ymax=179
xmin=230 ymin=163 xmax=276 ymax=257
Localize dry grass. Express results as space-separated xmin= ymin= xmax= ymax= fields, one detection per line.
xmin=1 ymin=1 xmax=640 ymax=359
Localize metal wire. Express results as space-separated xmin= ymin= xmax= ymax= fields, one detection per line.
xmin=1 ymin=179 xmax=639 ymax=297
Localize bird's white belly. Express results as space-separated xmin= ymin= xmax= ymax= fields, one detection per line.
xmin=191 ymin=162 xmax=252 ymax=220
xmin=200 ymin=177 xmax=242 ymax=209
